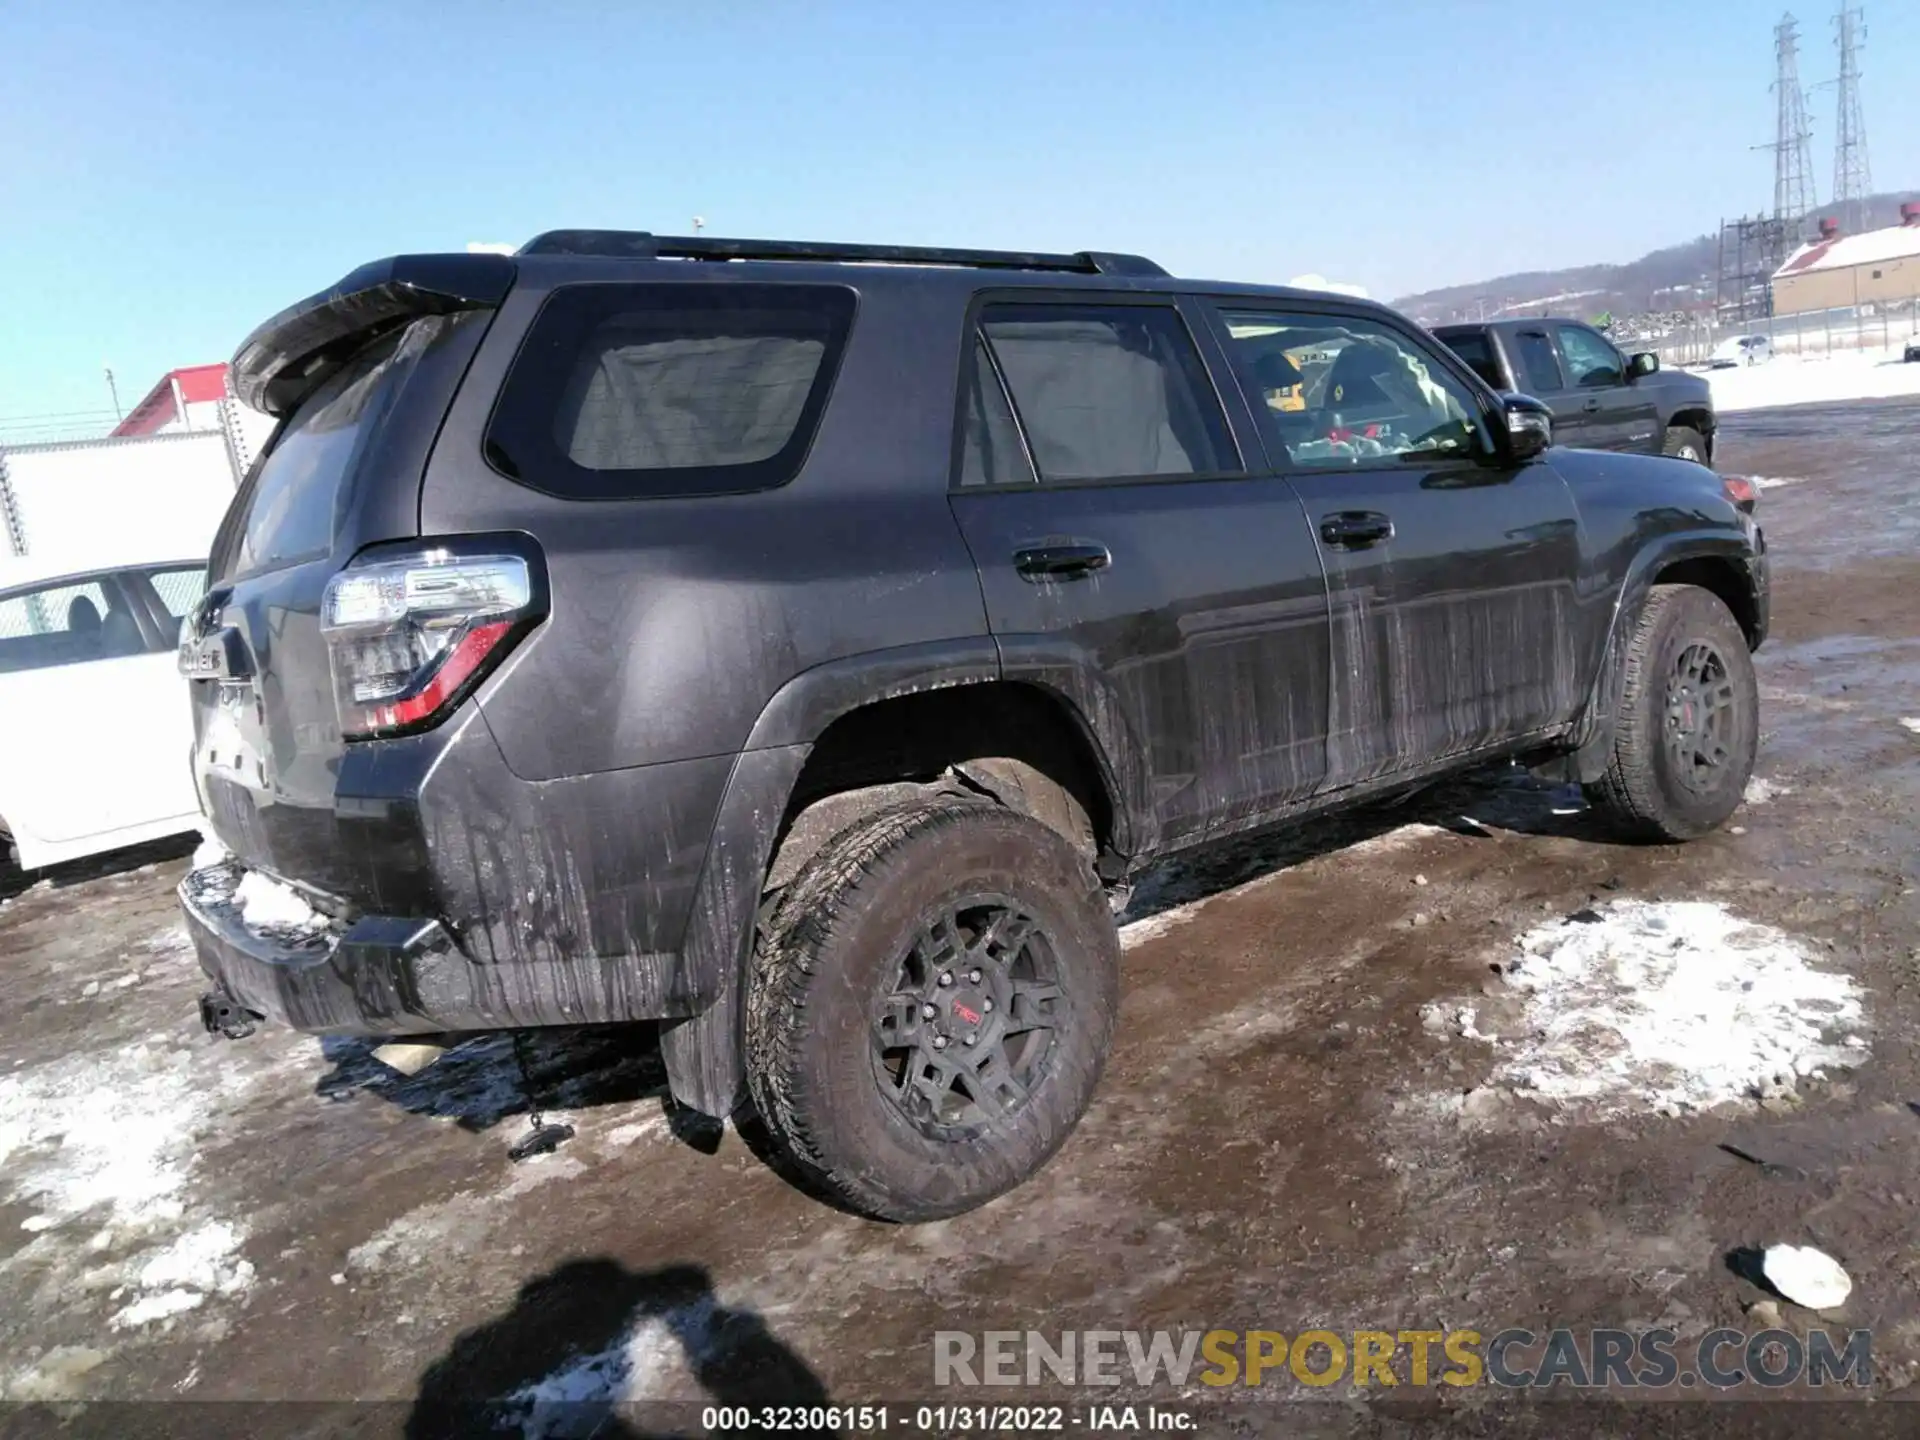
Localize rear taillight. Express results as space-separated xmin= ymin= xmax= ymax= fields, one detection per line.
xmin=321 ymin=546 xmax=543 ymax=740
xmin=1722 ymin=476 xmax=1759 ymax=514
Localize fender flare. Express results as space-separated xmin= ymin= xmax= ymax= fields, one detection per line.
xmin=661 ymin=635 xmax=1154 ymax=1115
xmin=1563 ymin=531 xmax=1760 ymax=784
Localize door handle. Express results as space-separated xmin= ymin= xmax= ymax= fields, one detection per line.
xmin=1319 ymin=511 xmax=1394 ymax=549
xmin=1013 ymin=542 xmax=1111 ymax=581
xmin=1581 ymin=398 xmax=1603 ymax=413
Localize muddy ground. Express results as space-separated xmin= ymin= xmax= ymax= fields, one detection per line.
xmin=3 ymin=398 xmax=1918 ymax=1438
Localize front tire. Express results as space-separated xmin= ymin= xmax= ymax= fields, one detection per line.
xmin=745 ymin=799 xmax=1120 ymax=1221
xmin=1662 ymin=425 xmax=1708 ymax=464
xmin=1584 ymin=584 xmax=1758 ymax=841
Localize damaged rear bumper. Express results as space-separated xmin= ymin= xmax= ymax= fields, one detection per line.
xmin=179 ymin=860 xmax=691 ymax=1037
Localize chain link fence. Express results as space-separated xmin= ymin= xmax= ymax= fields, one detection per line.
xmin=1618 ymin=291 xmax=1920 ymax=369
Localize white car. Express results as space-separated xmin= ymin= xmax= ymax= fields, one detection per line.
xmin=0 ymin=549 xmax=207 ymax=870
xmin=1708 ymin=334 xmax=1773 ymax=369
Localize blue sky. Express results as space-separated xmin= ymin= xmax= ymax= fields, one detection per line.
xmin=3 ymin=0 xmax=1916 ymax=425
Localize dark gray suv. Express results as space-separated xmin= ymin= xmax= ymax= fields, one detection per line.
xmin=180 ymin=232 xmax=1768 ymax=1220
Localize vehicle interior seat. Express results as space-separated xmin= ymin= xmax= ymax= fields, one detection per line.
xmin=100 ymin=603 xmax=145 ymax=657
xmin=1250 ymin=351 xmax=1320 ymax=450
xmin=1320 ymin=339 xmax=1399 ymax=417
xmin=66 ymin=595 xmax=101 ymax=636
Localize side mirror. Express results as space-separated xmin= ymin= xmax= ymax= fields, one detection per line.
xmin=1628 ymin=351 xmax=1660 ymax=378
xmin=1497 ymin=393 xmax=1553 ymax=462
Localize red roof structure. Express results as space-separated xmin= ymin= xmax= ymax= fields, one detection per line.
xmin=111 ymin=364 xmax=230 ymax=437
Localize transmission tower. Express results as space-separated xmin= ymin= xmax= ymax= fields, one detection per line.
xmin=1832 ymin=6 xmax=1871 ymax=233
xmin=1767 ymin=14 xmax=1819 ymax=228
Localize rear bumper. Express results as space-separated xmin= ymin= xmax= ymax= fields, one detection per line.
xmin=180 ymin=860 xmax=688 ymax=1037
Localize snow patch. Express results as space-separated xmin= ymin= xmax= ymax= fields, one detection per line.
xmin=1 ymin=1346 xmax=107 ymax=1401
xmin=347 ymin=1155 xmax=586 ymax=1273
xmin=232 ymin=870 xmax=326 ymax=932
xmin=130 ymin=1220 xmax=253 ymax=1300
xmin=1743 ymin=777 xmax=1791 ymax=804
xmin=190 ymin=831 xmax=229 ymax=870
xmin=1343 ymin=822 xmax=1453 ymax=856
xmin=1706 ymin=345 xmax=1920 ymax=414
xmin=0 ymin=1033 xmax=276 ymax=1332
xmin=111 ymin=1288 xmax=205 ymax=1329
xmin=1434 ymin=900 xmax=1865 ymax=1117
xmin=501 ymin=1296 xmax=723 ymax=1431
xmin=0 ymin=1044 xmax=203 ymax=1231
xmin=1901 ymin=718 xmax=1920 ymax=735
xmin=1119 ymin=904 xmax=1202 ymax=949
xmin=1748 ymin=475 xmax=1806 ymax=491
xmin=600 ymin=1116 xmax=669 ymax=1150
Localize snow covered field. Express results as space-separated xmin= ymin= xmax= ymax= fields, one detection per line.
xmin=1700 ymin=344 xmax=1920 ymax=413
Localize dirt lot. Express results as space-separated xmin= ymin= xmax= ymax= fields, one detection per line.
xmin=4 ymin=398 xmax=1919 ymax=1437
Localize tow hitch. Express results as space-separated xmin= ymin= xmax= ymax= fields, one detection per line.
xmin=199 ymin=991 xmax=264 ymax=1041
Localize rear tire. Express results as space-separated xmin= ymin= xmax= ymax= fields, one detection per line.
xmin=1584 ymin=584 xmax=1758 ymax=841
xmin=744 ymin=799 xmax=1120 ymax=1222
xmin=1662 ymin=425 xmax=1708 ymax=464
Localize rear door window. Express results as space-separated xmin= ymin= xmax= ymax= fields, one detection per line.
xmin=1439 ymin=332 xmax=1502 ymax=389
xmin=975 ymin=303 xmax=1238 ymax=483
xmin=1514 ymin=331 xmax=1566 ymax=393
xmin=486 ymin=283 xmax=857 ymax=499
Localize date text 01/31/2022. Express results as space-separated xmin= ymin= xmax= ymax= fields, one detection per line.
xmin=701 ymin=1405 xmax=1195 ymax=1431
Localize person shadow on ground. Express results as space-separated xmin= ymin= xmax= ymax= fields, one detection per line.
xmin=406 ymin=1258 xmax=834 ymax=1440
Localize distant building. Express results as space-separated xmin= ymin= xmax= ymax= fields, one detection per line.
xmin=110 ymin=364 xmax=232 ymax=438
xmin=1770 ymin=205 xmax=1920 ymax=317
xmin=106 ymin=363 xmax=277 ymax=472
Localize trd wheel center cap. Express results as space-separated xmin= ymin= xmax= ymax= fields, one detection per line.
xmin=949 ymin=990 xmax=985 ymax=1030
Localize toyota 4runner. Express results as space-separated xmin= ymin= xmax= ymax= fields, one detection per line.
xmin=179 ymin=232 xmax=1768 ymax=1221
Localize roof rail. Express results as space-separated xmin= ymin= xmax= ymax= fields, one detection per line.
xmin=516 ymin=230 xmax=1168 ymax=278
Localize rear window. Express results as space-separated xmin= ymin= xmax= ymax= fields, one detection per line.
xmin=216 ymin=326 xmax=414 ymax=582
xmin=485 ymin=283 xmax=857 ymax=500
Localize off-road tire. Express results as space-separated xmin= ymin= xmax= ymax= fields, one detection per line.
xmin=744 ymin=798 xmax=1120 ymax=1222
xmin=1662 ymin=425 xmax=1708 ymax=464
xmin=1584 ymin=584 xmax=1758 ymax=841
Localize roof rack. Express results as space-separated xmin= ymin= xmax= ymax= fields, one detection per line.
xmin=516 ymin=230 xmax=1168 ymax=278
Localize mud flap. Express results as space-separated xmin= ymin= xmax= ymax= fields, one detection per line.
xmin=661 ymin=744 xmax=812 ymax=1119
xmin=659 ymin=995 xmax=748 ymax=1119
xmin=1553 ymin=584 xmax=1647 ymax=786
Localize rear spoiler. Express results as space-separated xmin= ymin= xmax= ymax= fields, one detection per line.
xmin=231 ymin=254 xmax=515 ymax=416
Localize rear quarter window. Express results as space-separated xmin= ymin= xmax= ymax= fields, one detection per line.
xmin=484 ymin=283 xmax=857 ymax=500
